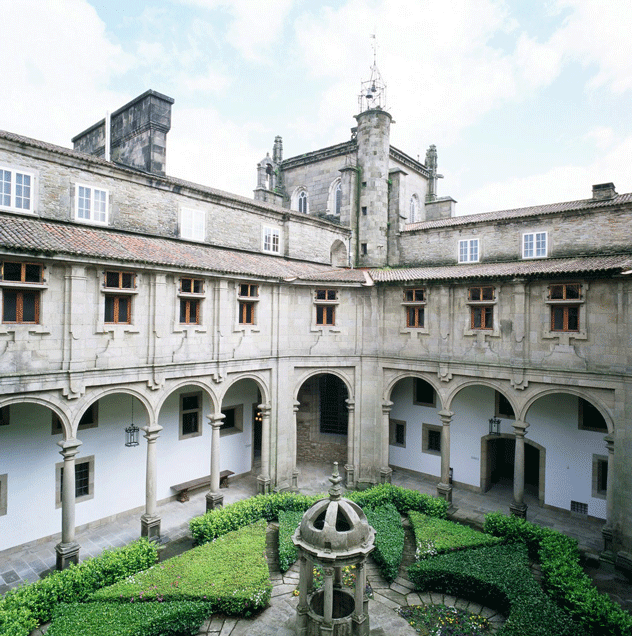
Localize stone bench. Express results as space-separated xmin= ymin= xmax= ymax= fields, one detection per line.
xmin=171 ymin=470 xmax=234 ymax=502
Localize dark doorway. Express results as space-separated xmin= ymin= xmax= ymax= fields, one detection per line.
xmin=487 ymin=436 xmax=540 ymax=496
xmin=252 ymin=403 xmax=262 ymax=467
xmin=318 ymin=375 xmax=348 ymax=435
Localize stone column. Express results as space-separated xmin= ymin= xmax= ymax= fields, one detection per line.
xmin=436 ymin=410 xmax=453 ymax=505
xmin=345 ymin=398 xmax=355 ymax=488
xmin=380 ymin=400 xmax=393 ymax=483
xmin=296 ymin=555 xmax=309 ymax=636
xmin=323 ymin=566 xmax=334 ymax=630
xmin=353 ymin=561 xmax=368 ymax=633
xmin=510 ymin=420 xmax=529 ymax=518
xmin=55 ymin=438 xmax=82 ymax=570
xmin=257 ymin=403 xmax=272 ymax=494
xmin=206 ymin=413 xmax=224 ymax=511
xmin=601 ymin=434 xmax=615 ymax=561
xmin=140 ymin=419 xmax=163 ymax=541
xmin=292 ymin=400 xmax=300 ymax=489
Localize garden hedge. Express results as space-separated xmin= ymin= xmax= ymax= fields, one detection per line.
xmin=0 ymin=539 xmax=158 ymax=636
xmin=364 ymin=503 xmax=404 ymax=581
xmin=485 ymin=512 xmax=632 ymax=636
xmin=277 ymin=509 xmax=304 ymax=572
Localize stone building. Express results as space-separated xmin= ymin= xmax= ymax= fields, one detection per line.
xmin=0 ymin=85 xmax=631 ymax=578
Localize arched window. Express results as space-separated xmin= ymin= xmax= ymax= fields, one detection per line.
xmin=298 ymin=190 xmax=308 ymax=214
xmin=409 ymin=194 xmax=420 ymax=223
xmin=327 ymin=178 xmax=342 ymax=216
xmin=335 ymin=182 xmax=342 ymax=216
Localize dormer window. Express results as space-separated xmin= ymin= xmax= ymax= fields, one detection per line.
xmin=180 ymin=208 xmax=205 ymax=242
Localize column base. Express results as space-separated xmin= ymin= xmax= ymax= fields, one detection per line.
xmin=615 ymin=551 xmax=632 ymax=578
xmin=141 ymin=514 xmax=161 ymax=541
xmin=55 ymin=541 xmax=80 ymax=571
xmin=509 ymin=501 xmax=528 ymax=518
xmin=344 ymin=464 xmax=355 ymax=489
xmin=602 ymin=525 xmax=614 ymax=553
xmin=379 ymin=467 xmax=392 ymax=484
xmin=352 ymin=613 xmax=369 ymax=636
xmin=257 ymin=475 xmax=271 ymax=494
xmin=291 ymin=469 xmax=299 ymax=490
xmin=436 ymin=482 xmax=452 ymax=505
xmin=205 ymin=491 xmax=224 ymax=511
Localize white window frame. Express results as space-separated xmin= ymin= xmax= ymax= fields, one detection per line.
xmin=262 ymin=226 xmax=281 ymax=254
xmin=75 ymin=183 xmax=108 ymax=224
xmin=522 ymin=231 xmax=548 ymax=259
xmin=458 ymin=238 xmax=479 ymax=263
xmin=180 ymin=208 xmax=206 ymax=242
xmin=0 ymin=166 xmax=35 ymax=214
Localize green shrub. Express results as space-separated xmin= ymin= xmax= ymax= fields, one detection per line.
xmin=410 ymin=511 xmax=501 ymax=558
xmin=348 ymin=483 xmax=449 ymax=519
xmin=364 ymin=504 xmax=404 ymax=581
xmin=408 ymin=543 xmax=576 ymax=636
xmin=0 ymin=538 xmax=158 ymax=636
xmin=484 ymin=511 xmax=632 ymax=635
xmin=278 ymin=510 xmax=304 ymax=572
xmin=47 ymin=601 xmax=212 ymax=636
xmin=92 ymin=520 xmax=271 ymax=617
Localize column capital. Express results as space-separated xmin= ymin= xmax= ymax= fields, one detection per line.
xmin=345 ymin=398 xmax=355 ymax=412
xmin=207 ymin=412 xmax=225 ymax=428
xmin=513 ymin=420 xmax=529 ymax=436
xmin=57 ymin=438 xmax=82 ymax=458
xmin=142 ymin=423 xmax=163 ymax=442
xmin=293 ymin=400 xmax=300 ymax=413
xmin=258 ymin=402 xmax=272 ymax=415
xmin=382 ymin=399 xmax=393 ymax=413
xmin=438 ymin=409 xmax=453 ymax=424
xmin=604 ymin=433 xmax=615 ymax=452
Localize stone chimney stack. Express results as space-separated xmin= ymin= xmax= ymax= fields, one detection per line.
xmin=592 ymin=182 xmax=617 ymax=200
xmin=72 ymin=90 xmax=174 ymax=176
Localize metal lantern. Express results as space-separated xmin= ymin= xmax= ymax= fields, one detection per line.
xmin=489 ymin=416 xmax=501 ymax=436
xmin=125 ymin=397 xmax=140 ymax=447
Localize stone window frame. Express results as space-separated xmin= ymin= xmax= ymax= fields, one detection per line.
xmin=543 ymin=281 xmax=587 ymax=343
xmin=0 ymin=261 xmax=47 ymax=328
xmin=55 ymin=455 xmax=95 ymax=508
xmin=220 ymin=404 xmax=244 ymax=436
xmin=0 ymin=473 xmax=7 ymax=516
xmin=0 ymin=165 xmax=36 ymax=214
xmin=464 ymin=284 xmax=500 ymax=337
xmin=422 ymin=423 xmax=442 ymax=456
xmin=312 ymin=288 xmax=340 ymax=331
xmin=327 ymin=178 xmax=342 ymax=216
xmin=98 ymin=269 xmax=139 ymax=333
xmin=180 ymin=207 xmax=206 ymax=242
xmin=236 ymin=283 xmax=260 ymax=331
xmin=494 ymin=391 xmax=515 ymax=420
xmin=179 ymin=391 xmax=203 ymax=440
xmin=592 ymin=454 xmax=608 ymax=500
xmin=458 ymin=238 xmax=479 ymax=263
xmin=176 ymin=277 xmax=206 ymax=331
xmin=401 ymin=287 xmax=428 ymax=334
xmin=414 ymin=378 xmax=436 ymax=407
xmin=262 ymin=226 xmax=281 ymax=254
xmin=389 ymin=418 xmax=406 ymax=448
xmin=74 ymin=182 xmax=109 ymax=225
xmin=522 ymin=231 xmax=548 ymax=259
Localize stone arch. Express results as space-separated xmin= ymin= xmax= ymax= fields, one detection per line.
xmin=0 ymin=395 xmax=72 ymax=440
xmin=155 ymin=378 xmax=220 ymax=416
xmin=384 ymin=371 xmax=446 ymax=408
xmin=294 ymin=368 xmax=354 ymax=403
xmin=409 ymin=193 xmax=420 ymax=223
xmin=327 ymin=178 xmax=342 ymax=216
xmin=444 ymin=378 xmax=520 ymax=416
xmin=218 ymin=372 xmax=270 ymax=407
xmin=291 ymin=186 xmax=309 ymax=214
xmin=330 ymin=239 xmax=348 ymax=267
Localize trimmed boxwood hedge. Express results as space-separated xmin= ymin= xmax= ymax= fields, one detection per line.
xmin=365 ymin=504 xmax=404 ymax=582
xmin=278 ymin=509 xmax=304 ymax=573
xmin=0 ymin=539 xmax=158 ymax=636
xmin=484 ymin=512 xmax=632 ymax=636
xmin=407 ymin=542 xmax=577 ymax=636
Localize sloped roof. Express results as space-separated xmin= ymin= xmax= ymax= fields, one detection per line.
xmin=0 ymin=215 xmax=336 ymax=280
xmin=404 ymin=193 xmax=632 ymax=232
xmin=369 ymin=254 xmax=632 ymax=283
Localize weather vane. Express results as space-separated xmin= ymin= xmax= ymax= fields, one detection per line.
xmin=358 ymin=34 xmax=387 ymax=112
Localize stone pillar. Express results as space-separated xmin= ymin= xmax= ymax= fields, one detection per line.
xmin=257 ymin=403 xmax=272 ymax=494
xmin=323 ymin=566 xmax=334 ymax=631
xmin=292 ymin=400 xmax=300 ymax=489
xmin=353 ymin=561 xmax=368 ymax=634
xmin=140 ymin=419 xmax=163 ymax=541
xmin=55 ymin=438 xmax=83 ymax=570
xmin=345 ymin=398 xmax=355 ymax=488
xmin=380 ymin=400 xmax=393 ymax=483
xmin=510 ymin=420 xmax=529 ymax=518
xmin=206 ymin=413 xmax=224 ymax=511
xmin=601 ymin=434 xmax=615 ymax=561
xmin=296 ymin=555 xmax=309 ymax=636
xmin=436 ymin=410 xmax=453 ymax=505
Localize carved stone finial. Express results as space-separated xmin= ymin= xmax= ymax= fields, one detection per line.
xmin=328 ymin=462 xmax=344 ymax=500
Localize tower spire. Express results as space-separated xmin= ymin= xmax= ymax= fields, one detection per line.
xmin=358 ymin=34 xmax=387 ymax=112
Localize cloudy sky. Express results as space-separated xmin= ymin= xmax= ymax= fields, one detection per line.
xmin=2 ymin=0 xmax=631 ymax=216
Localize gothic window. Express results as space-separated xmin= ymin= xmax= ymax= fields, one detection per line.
xmin=298 ymin=190 xmax=308 ymax=214
xmin=328 ymin=179 xmax=342 ymax=216
xmin=409 ymin=194 xmax=420 ymax=223
xmin=335 ymin=182 xmax=342 ymax=215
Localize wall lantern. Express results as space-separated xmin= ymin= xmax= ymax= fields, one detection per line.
xmin=125 ymin=397 xmax=139 ymax=447
xmin=489 ymin=416 xmax=501 ymax=436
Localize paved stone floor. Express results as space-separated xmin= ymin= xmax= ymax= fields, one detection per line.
xmin=2 ymin=462 xmax=630 ymax=629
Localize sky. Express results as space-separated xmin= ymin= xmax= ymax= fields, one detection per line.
xmin=2 ymin=0 xmax=632 ymax=216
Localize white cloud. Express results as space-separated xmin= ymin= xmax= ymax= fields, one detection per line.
xmin=583 ymin=126 xmax=615 ymax=150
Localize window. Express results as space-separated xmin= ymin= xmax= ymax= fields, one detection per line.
xmin=0 ymin=167 xmax=33 ymax=212
xmin=546 ymin=283 xmax=583 ymax=335
xmin=76 ymin=184 xmax=108 ymax=224
xmin=549 ymin=283 xmax=581 ymax=300
xmin=409 ymin=194 xmax=420 ymax=223
xmin=459 ymin=239 xmax=479 ymax=263
xmin=181 ymin=278 xmax=204 ymax=294
xmin=0 ymin=406 xmax=9 ymax=426
xmin=263 ymin=226 xmax=280 ymax=253
xmin=578 ymin=398 xmax=608 ymax=432
xmin=361 ymin=243 xmax=368 ymax=256
xmin=220 ymin=404 xmax=244 ymax=435
xmin=0 ymin=473 xmax=6 ymax=516
xmin=403 ymin=288 xmax=426 ymax=329
xmin=422 ymin=423 xmax=441 ymax=455
xmin=55 ymin=455 xmax=94 ymax=507
xmin=469 ymin=286 xmax=494 ymax=301
xmin=180 ymin=392 xmax=202 ymax=439
xmin=237 ymin=283 xmax=259 ymax=326
xmin=468 ymin=285 xmax=494 ymax=331
xmin=592 ymin=455 xmax=608 ymax=499
xmin=334 ymin=182 xmax=342 ymax=216
xmin=178 ymin=278 xmax=204 ymax=326
xmin=181 ymin=208 xmax=205 ymax=241
xmin=495 ymin=392 xmax=515 ymax=419
xmin=570 ymin=500 xmax=588 ymax=515
xmin=319 ymin=375 xmax=348 ymax=435
xmin=104 ymin=271 xmax=135 ymax=325
xmin=1 ymin=262 xmax=44 ymax=324
xmin=389 ymin=418 xmax=406 ymax=447
xmin=314 ymin=289 xmax=338 ymax=326
xmin=414 ymin=379 xmax=436 ymax=406
xmin=523 ymin=232 xmax=547 ymax=259
xmin=328 ymin=179 xmax=342 ymax=216
xmin=298 ymin=190 xmax=308 ymax=214
xmin=551 ymin=305 xmax=579 ymax=332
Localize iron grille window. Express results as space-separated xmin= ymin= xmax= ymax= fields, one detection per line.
xmin=181 ymin=393 xmax=201 ymax=437
xmin=60 ymin=461 xmax=91 ymax=499
xmin=180 ymin=298 xmax=200 ymax=324
xmin=427 ymin=429 xmax=441 ymax=452
xmin=319 ymin=375 xmax=348 ymax=435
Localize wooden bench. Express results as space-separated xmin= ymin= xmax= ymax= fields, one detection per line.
xmin=171 ymin=470 xmax=235 ymax=502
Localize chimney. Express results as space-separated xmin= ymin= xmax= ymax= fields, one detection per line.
xmin=592 ymin=182 xmax=617 ymax=201
xmin=72 ymin=90 xmax=174 ymax=177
